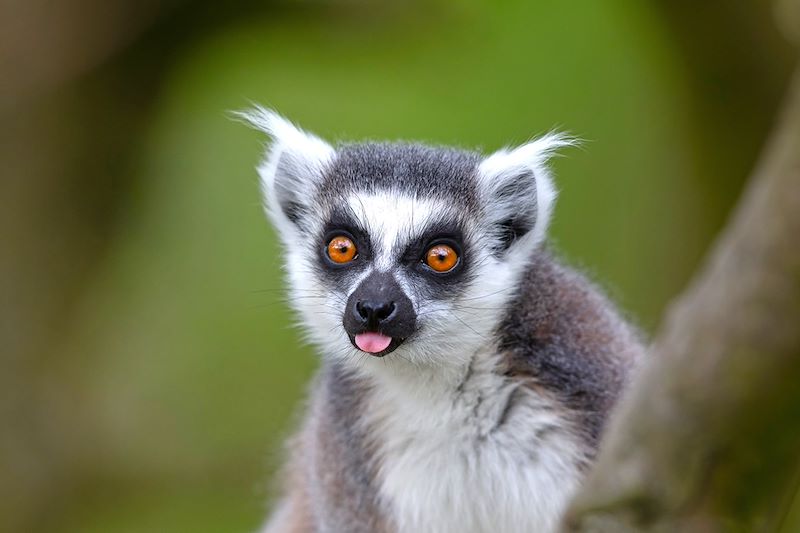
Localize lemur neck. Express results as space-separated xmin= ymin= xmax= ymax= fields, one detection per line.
xmin=363 ymin=340 xmax=504 ymax=407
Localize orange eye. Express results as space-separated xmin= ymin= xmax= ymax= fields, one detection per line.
xmin=327 ymin=235 xmax=357 ymax=264
xmin=425 ymin=244 xmax=459 ymax=273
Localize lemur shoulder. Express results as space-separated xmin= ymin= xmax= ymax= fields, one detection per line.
xmin=240 ymin=108 xmax=644 ymax=533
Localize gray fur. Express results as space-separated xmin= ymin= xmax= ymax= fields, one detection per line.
xmin=305 ymin=364 xmax=390 ymax=532
xmin=317 ymin=143 xmax=480 ymax=210
xmin=498 ymin=251 xmax=643 ymax=448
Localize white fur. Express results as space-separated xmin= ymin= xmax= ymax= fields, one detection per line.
xmin=346 ymin=192 xmax=439 ymax=271
xmin=366 ymin=349 xmax=585 ymax=533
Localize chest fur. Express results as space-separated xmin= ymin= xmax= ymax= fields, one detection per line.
xmin=365 ymin=355 xmax=588 ymax=533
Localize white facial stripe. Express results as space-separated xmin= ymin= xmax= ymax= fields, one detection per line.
xmin=346 ymin=192 xmax=443 ymax=271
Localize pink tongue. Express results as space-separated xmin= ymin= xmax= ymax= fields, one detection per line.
xmin=355 ymin=332 xmax=392 ymax=354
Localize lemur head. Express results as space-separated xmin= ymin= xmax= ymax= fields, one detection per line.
xmin=242 ymin=108 xmax=571 ymax=372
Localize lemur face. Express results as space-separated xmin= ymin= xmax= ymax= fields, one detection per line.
xmin=242 ymin=109 xmax=570 ymax=370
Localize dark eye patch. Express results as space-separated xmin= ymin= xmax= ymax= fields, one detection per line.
xmin=400 ymin=220 xmax=473 ymax=296
xmin=315 ymin=208 xmax=373 ymax=279
xmin=400 ymin=221 xmax=461 ymax=263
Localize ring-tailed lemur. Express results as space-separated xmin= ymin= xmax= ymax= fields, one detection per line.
xmin=240 ymin=108 xmax=644 ymax=533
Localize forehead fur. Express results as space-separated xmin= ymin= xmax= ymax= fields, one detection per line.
xmin=317 ymin=143 xmax=481 ymax=211
xmin=239 ymin=108 xmax=572 ymax=258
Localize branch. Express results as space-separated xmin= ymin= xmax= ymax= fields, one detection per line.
xmin=562 ymin=60 xmax=800 ymax=532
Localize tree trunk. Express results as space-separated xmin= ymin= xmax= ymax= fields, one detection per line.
xmin=562 ymin=22 xmax=800 ymax=532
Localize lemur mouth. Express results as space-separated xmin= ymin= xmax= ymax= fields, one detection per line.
xmin=350 ymin=332 xmax=404 ymax=357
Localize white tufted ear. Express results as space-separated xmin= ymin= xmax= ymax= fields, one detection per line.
xmin=477 ymin=132 xmax=575 ymax=255
xmin=236 ymin=106 xmax=335 ymax=238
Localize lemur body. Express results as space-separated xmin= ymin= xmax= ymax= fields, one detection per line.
xmin=241 ymin=109 xmax=643 ymax=533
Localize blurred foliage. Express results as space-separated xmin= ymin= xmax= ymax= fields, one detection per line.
xmin=1 ymin=0 xmax=796 ymax=531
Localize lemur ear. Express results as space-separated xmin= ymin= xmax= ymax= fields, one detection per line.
xmin=477 ymin=133 xmax=575 ymax=255
xmin=236 ymin=106 xmax=335 ymax=235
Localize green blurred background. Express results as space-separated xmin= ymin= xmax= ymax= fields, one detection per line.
xmin=2 ymin=1 xmax=797 ymax=531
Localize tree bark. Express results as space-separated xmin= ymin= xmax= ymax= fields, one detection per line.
xmin=562 ymin=58 xmax=800 ymax=533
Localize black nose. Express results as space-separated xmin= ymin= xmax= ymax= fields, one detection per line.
xmin=343 ymin=271 xmax=417 ymax=342
xmin=355 ymin=300 xmax=396 ymax=329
